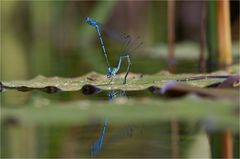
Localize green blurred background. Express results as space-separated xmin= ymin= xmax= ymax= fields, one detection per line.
xmin=0 ymin=1 xmax=239 ymax=158
xmin=1 ymin=1 xmax=239 ymax=81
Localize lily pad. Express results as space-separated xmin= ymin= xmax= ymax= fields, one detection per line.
xmin=1 ymin=96 xmax=238 ymax=132
xmin=1 ymin=71 xmax=233 ymax=92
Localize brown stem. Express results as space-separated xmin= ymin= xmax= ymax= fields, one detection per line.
xmin=217 ymin=0 xmax=232 ymax=71
xmin=222 ymin=130 xmax=233 ymax=159
xmin=171 ymin=119 xmax=179 ymax=158
xmin=199 ymin=1 xmax=207 ymax=73
xmin=168 ymin=0 xmax=176 ymax=73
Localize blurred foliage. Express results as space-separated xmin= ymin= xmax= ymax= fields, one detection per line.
xmin=1 ymin=96 xmax=238 ymax=132
xmin=207 ymin=1 xmax=218 ymax=72
xmin=1 ymin=2 xmax=239 ymax=158
xmin=150 ymin=1 xmax=168 ymax=44
xmin=78 ymin=1 xmax=116 ymax=74
xmin=1 ymin=1 xmax=239 ymax=84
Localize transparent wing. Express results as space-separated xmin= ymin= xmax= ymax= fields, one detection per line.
xmin=98 ymin=23 xmax=143 ymax=55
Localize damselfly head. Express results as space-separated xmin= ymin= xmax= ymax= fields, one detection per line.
xmin=84 ymin=17 xmax=97 ymax=27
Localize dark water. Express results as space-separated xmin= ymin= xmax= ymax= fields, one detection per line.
xmin=1 ymin=120 xmax=199 ymax=158
xmin=1 ymin=89 xmax=239 ymax=158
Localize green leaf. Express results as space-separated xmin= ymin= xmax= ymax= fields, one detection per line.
xmin=2 ymin=71 xmax=232 ymax=91
xmin=1 ymin=96 xmax=238 ymax=132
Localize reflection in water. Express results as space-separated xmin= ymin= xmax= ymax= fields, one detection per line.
xmin=90 ymin=119 xmax=108 ymax=156
xmin=1 ymin=89 xmax=238 ymax=158
xmin=90 ymin=89 xmax=127 ymax=156
xmin=1 ymin=112 xmax=238 ymax=158
xmin=107 ymin=89 xmax=128 ymax=102
xmin=106 ymin=126 xmax=134 ymax=145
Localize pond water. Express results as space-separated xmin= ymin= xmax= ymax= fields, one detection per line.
xmin=1 ymin=88 xmax=239 ymax=158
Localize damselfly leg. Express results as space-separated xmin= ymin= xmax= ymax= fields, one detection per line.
xmin=112 ymin=55 xmax=132 ymax=84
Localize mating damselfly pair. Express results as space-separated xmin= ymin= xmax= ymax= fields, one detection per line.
xmin=84 ymin=17 xmax=142 ymax=84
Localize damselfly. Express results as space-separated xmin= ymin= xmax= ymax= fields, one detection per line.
xmin=84 ymin=17 xmax=142 ymax=84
